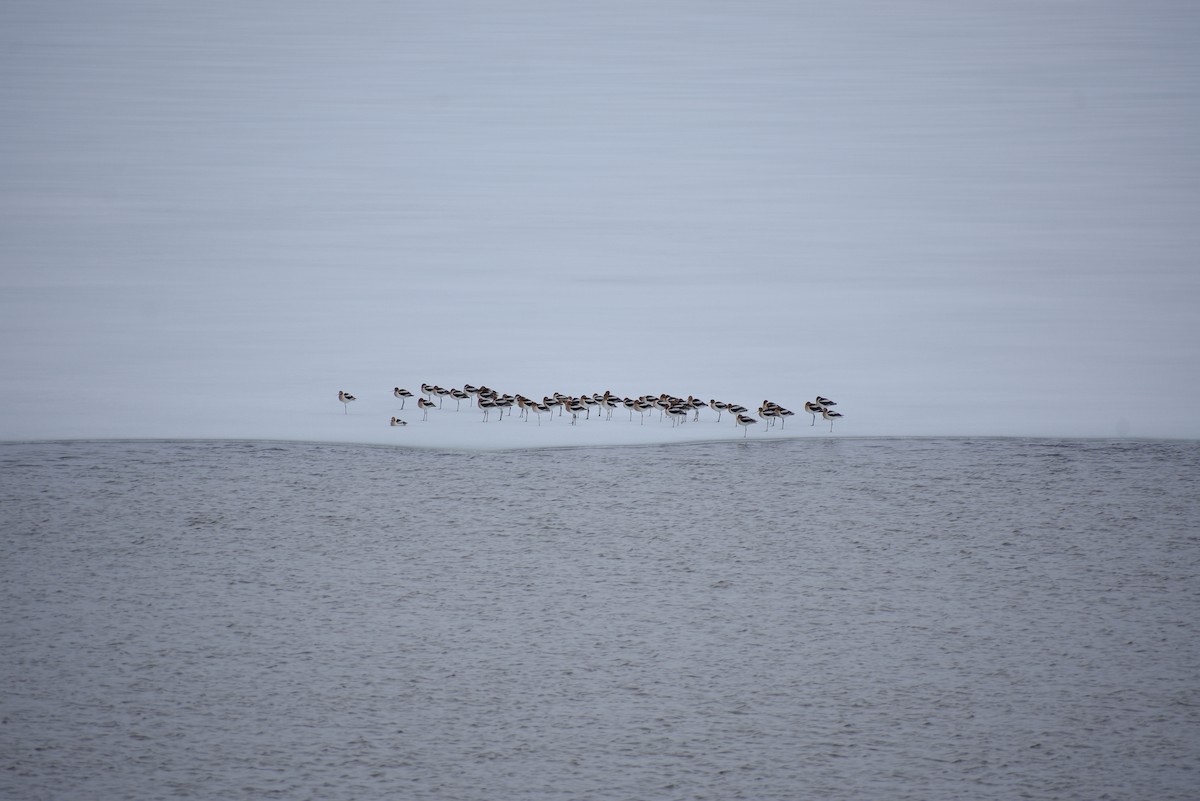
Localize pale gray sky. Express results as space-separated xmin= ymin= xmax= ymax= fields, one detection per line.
xmin=2 ymin=0 xmax=1198 ymax=443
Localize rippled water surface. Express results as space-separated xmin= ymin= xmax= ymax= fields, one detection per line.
xmin=2 ymin=438 xmax=1198 ymax=800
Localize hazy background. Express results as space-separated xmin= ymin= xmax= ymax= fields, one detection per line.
xmin=2 ymin=0 xmax=1198 ymax=443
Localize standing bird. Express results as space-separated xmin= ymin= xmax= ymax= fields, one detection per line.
xmin=494 ymin=396 xmax=515 ymax=420
xmin=804 ymin=401 xmax=825 ymax=426
xmin=735 ymin=414 xmax=758 ymax=438
xmin=418 ymin=397 xmax=437 ymax=421
xmin=816 ymin=396 xmax=837 ymax=408
xmin=393 ymin=387 xmax=413 ymax=409
xmin=390 ymin=417 xmax=407 ymax=427
xmin=477 ymin=395 xmax=496 ymax=422
xmin=601 ymin=394 xmax=621 ymax=420
xmin=564 ymin=398 xmax=587 ymax=425
xmin=708 ymin=399 xmax=728 ymax=422
xmin=654 ymin=396 xmax=673 ymax=422
xmin=338 ymin=390 xmax=356 ymax=414
xmin=822 ymin=407 xmax=844 ymax=432
xmin=758 ymin=405 xmax=781 ymax=428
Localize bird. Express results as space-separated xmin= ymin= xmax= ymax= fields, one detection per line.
xmin=390 ymin=417 xmax=407 ymax=427
xmin=758 ymin=405 xmax=781 ymax=428
xmin=816 ymin=396 xmax=837 ymax=407
xmin=494 ymin=396 xmax=515 ymax=420
xmin=564 ymin=399 xmax=587 ymax=425
xmin=804 ymin=401 xmax=825 ymax=426
xmin=600 ymin=394 xmax=621 ymax=420
xmin=338 ymin=390 xmax=356 ymax=414
xmin=708 ymin=399 xmax=728 ymax=422
xmin=726 ymin=404 xmax=748 ymax=422
xmin=822 ymin=407 xmax=844 ymax=432
xmin=580 ymin=395 xmax=599 ymax=419
xmin=450 ymin=388 xmax=470 ymax=410
xmin=393 ymin=387 xmax=413 ymax=409
xmin=777 ymin=408 xmax=795 ymax=428
xmin=420 ymin=383 xmax=437 ymax=401
xmin=418 ymin=397 xmax=437 ymax=421
xmin=477 ymin=395 xmax=496 ymax=422
xmin=735 ymin=414 xmax=758 ymax=437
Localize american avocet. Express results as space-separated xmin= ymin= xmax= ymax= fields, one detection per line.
xmin=450 ymin=388 xmax=469 ymax=410
xmin=634 ymin=399 xmax=655 ymax=424
xmin=393 ymin=387 xmax=413 ymax=409
xmin=390 ymin=416 xmax=407 ymax=427
xmin=654 ymin=396 xmax=673 ymax=422
xmin=822 ymin=407 xmax=844 ymax=432
xmin=709 ymin=399 xmax=728 ymax=422
xmin=735 ymin=413 xmax=758 ymax=437
xmin=477 ymin=395 xmax=496 ymax=422
xmin=600 ymin=394 xmax=621 ymax=420
xmin=758 ymin=405 xmax=781 ymax=428
xmin=804 ymin=401 xmax=825 ymax=425
xmin=581 ymin=395 xmax=599 ymax=419
xmin=338 ymin=390 xmax=356 ymax=414
xmin=494 ymin=396 xmax=515 ymax=420
xmin=816 ymin=396 xmax=837 ymax=408
xmin=551 ymin=392 xmax=569 ymax=416
xmin=777 ymin=407 xmax=795 ymax=428
xmin=434 ymin=386 xmax=452 ymax=407
xmin=564 ymin=399 xmax=587 ymax=425
xmin=515 ymin=395 xmax=534 ymax=420
xmin=727 ymin=404 xmax=748 ymax=422
xmin=420 ymin=383 xmax=437 ymax=401
xmin=666 ymin=405 xmax=689 ymax=427
xmin=418 ymin=397 xmax=437 ymax=421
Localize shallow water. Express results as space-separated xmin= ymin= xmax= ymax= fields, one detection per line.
xmin=2 ymin=437 xmax=1198 ymax=800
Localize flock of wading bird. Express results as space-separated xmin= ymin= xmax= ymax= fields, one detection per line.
xmin=338 ymin=386 xmax=845 ymax=436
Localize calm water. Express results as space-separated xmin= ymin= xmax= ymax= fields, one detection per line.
xmin=2 ymin=437 xmax=1198 ymax=800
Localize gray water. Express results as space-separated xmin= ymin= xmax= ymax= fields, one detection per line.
xmin=2 ymin=437 xmax=1198 ymax=800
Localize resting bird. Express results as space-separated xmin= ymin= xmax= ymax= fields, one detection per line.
xmin=736 ymin=414 xmax=758 ymax=438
